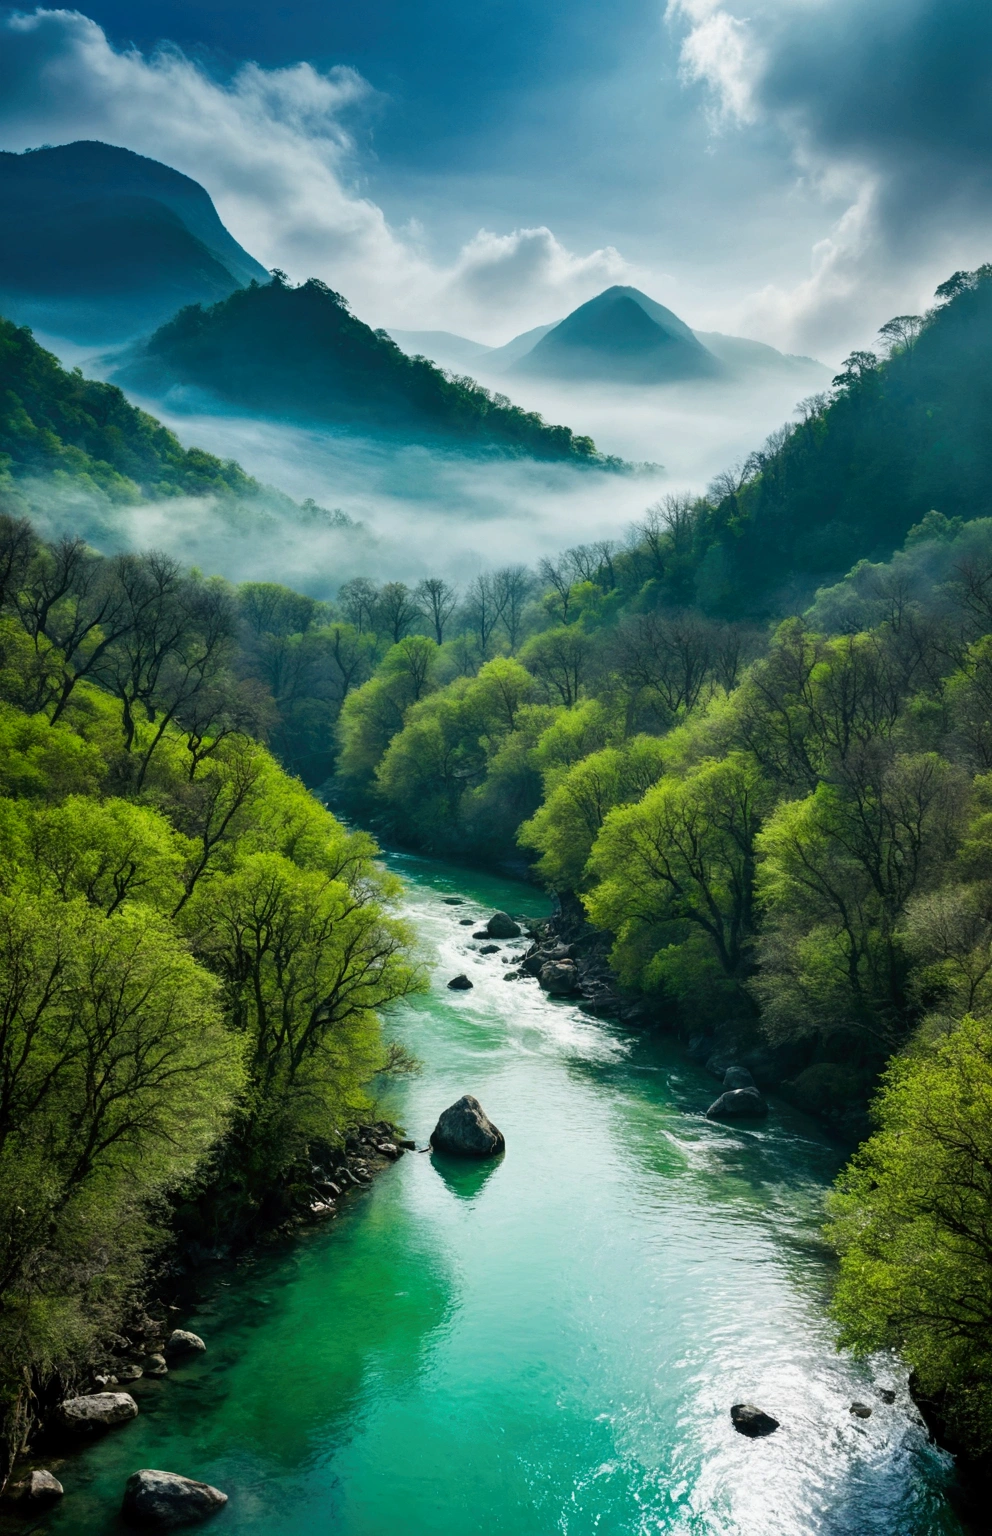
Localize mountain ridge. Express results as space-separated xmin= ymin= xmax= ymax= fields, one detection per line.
xmin=114 ymin=276 xmax=622 ymax=464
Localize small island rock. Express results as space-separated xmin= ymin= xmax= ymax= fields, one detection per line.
xmin=430 ymin=1094 xmax=505 ymax=1158
xmin=487 ymin=912 xmax=522 ymax=939
xmin=143 ymin=1354 xmax=168 ymax=1376
xmin=122 ymin=1469 xmax=227 ymax=1528
xmin=850 ymin=1401 xmax=873 ymax=1418
xmin=731 ymin=1403 xmax=780 ymax=1437
xmin=3 ymin=1470 xmax=64 ymax=1505
xmin=706 ymin=1087 xmax=768 ymax=1120
xmin=539 ymin=960 xmax=579 ymax=995
xmin=447 ymin=974 xmax=473 ymax=990
xmin=165 ymin=1330 xmax=206 ymax=1359
xmin=59 ymin=1392 xmax=139 ymax=1432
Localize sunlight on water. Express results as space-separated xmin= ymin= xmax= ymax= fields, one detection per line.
xmin=32 ymin=854 xmax=964 ymax=1536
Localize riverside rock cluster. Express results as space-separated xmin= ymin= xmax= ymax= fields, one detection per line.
xmin=3 ymin=1120 xmax=410 ymax=1521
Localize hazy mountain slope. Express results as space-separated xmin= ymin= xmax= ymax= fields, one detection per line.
xmin=117 ymin=276 xmax=617 ymax=463
xmin=386 ymin=329 xmax=494 ymax=370
xmin=693 ymin=331 xmax=829 ymax=380
xmin=479 ymin=322 xmax=562 ymax=372
xmin=0 ymin=142 xmax=268 ymax=344
xmin=512 ymin=287 xmax=721 ymax=383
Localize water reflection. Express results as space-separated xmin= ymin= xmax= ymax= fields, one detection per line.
xmin=430 ymin=1151 xmax=504 ymax=1201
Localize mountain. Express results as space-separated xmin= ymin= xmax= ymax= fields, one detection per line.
xmin=512 ymin=286 xmax=721 ymax=384
xmin=115 ymin=276 xmax=618 ymax=464
xmin=0 ymin=141 xmax=269 ymax=344
xmin=389 ymin=302 xmax=827 ymax=385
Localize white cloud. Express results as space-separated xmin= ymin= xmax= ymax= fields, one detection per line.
xmin=666 ymin=0 xmax=761 ymax=126
xmin=0 ymin=8 xmax=632 ymax=339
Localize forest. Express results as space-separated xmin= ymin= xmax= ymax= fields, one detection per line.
xmin=3 ymin=263 xmax=992 ymax=1489
xmin=0 ymin=515 xmax=420 ymax=1477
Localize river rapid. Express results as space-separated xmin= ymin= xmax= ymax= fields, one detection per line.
xmin=34 ymin=852 xmax=964 ymax=1536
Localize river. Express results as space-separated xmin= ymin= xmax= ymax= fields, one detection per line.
xmin=35 ymin=851 xmax=964 ymax=1535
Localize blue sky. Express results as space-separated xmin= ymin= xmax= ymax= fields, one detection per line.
xmin=1 ymin=3 xmax=990 ymax=355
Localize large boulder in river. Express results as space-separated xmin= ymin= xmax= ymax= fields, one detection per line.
xmin=122 ymin=1469 xmax=228 ymax=1527
xmin=447 ymin=974 xmax=473 ymax=990
xmin=731 ymin=1403 xmax=779 ymax=1437
xmin=706 ymin=1087 xmax=768 ymax=1120
xmin=430 ymin=1095 xmax=505 ymax=1158
xmin=59 ymin=1392 xmax=139 ymax=1432
xmin=539 ymin=960 xmax=579 ymax=995
xmin=487 ymin=911 xmax=521 ymax=939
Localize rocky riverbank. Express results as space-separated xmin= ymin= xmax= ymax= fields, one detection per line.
xmin=527 ymin=895 xmax=872 ymax=1140
xmin=0 ymin=1120 xmax=409 ymax=1512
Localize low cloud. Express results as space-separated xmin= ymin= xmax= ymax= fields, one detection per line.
xmin=0 ymin=8 xmax=631 ymax=339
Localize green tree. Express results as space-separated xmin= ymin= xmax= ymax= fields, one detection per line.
xmin=519 ymin=736 xmax=669 ymax=893
xmin=754 ymin=753 xmax=967 ymax=1050
xmin=585 ymin=753 xmax=772 ymax=1005
xmin=827 ymin=1015 xmax=992 ymax=1459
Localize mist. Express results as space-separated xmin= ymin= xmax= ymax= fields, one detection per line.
xmin=27 ymin=329 xmax=826 ymax=596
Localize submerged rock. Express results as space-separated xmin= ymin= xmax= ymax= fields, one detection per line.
xmin=3 ymin=1470 xmax=64 ymax=1506
xmin=59 ymin=1392 xmax=139 ymax=1432
xmin=706 ymin=1088 xmax=768 ymax=1120
xmin=447 ymin=974 xmax=473 ymax=990
xmin=443 ymin=897 xmax=464 ymax=905
xmin=430 ymin=1095 xmax=505 ymax=1158
xmin=165 ymin=1330 xmax=206 ymax=1359
xmin=487 ymin=911 xmax=522 ymax=939
xmin=122 ymin=1469 xmax=227 ymax=1528
xmin=479 ymin=944 xmax=500 ymax=955
xmin=731 ymin=1403 xmax=779 ymax=1437
xmin=878 ymin=1388 xmax=896 ymax=1404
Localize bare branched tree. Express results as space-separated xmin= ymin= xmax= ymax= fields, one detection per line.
xmin=414 ymin=577 xmax=459 ymax=645
xmin=493 ymin=565 xmax=532 ymax=652
xmin=376 ymin=582 xmax=420 ymax=645
xmin=465 ymin=573 xmax=508 ymax=657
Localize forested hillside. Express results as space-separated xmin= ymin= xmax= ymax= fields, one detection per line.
xmin=0 ymin=513 xmax=418 ymax=1477
xmin=667 ymin=265 xmax=992 ymax=614
xmin=117 ymin=275 xmax=620 ymax=463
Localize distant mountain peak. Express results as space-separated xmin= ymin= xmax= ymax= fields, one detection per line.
xmin=512 ymin=285 xmax=721 ymax=383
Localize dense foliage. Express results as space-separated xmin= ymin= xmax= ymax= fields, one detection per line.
xmin=0 ymin=315 xmax=258 ymax=502
xmin=120 ymin=275 xmax=620 ymax=463
xmin=0 ymin=514 xmax=419 ymax=1475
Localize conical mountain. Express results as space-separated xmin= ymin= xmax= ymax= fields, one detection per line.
xmin=513 ymin=285 xmax=721 ymax=383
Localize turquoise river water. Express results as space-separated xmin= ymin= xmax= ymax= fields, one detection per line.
xmin=28 ymin=852 xmax=965 ymax=1535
